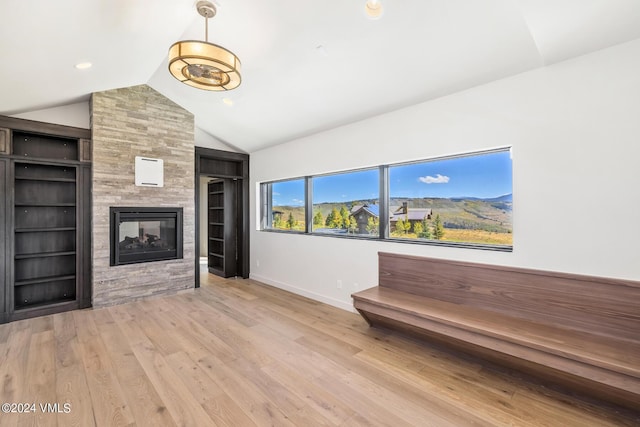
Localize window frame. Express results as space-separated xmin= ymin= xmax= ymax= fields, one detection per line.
xmin=261 ymin=177 xmax=308 ymax=234
xmin=259 ymin=147 xmax=513 ymax=252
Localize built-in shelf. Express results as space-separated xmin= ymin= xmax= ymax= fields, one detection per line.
xmin=207 ymin=173 xmax=242 ymax=180
xmin=14 ymin=205 xmax=76 ymax=208
xmin=10 ymin=150 xmax=80 ymax=316
xmin=15 ymin=274 xmax=77 ymax=287
xmin=13 ymin=299 xmax=77 ymax=313
xmin=15 ymin=227 xmax=76 ymax=233
xmin=207 ymin=179 xmax=237 ymax=278
xmin=15 ymin=177 xmax=76 ymax=182
xmin=15 ymin=251 xmax=76 ymax=259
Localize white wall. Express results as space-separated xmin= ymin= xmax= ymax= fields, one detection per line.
xmin=249 ymin=39 xmax=640 ymax=312
xmin=11 ymin=101 xmax=91 ymax=129
xmin=195 ymin=127 xmax=241 ymax=152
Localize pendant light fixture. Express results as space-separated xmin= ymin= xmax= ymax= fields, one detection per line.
xmin=365 ymin=0 xmax=383 ymax=19
xmin=168 ymin=1 xmax=241 ymax=91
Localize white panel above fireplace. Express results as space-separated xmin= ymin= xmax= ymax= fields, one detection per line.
xmin=135 ymin=156 xmax=164 ymax=187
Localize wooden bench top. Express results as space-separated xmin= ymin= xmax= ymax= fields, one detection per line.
xmin=352 ymin=253 xmax=640 ymax=408
xmin=353 ymin=286 xmax=640 ymax=383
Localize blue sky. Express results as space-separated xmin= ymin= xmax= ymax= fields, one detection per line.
xmin=272 ymin=179 xmax=306 ymax=206
xmin=272 ymin=150 xmax=512 ymax=206
xmin=390 ymin=150 xmax=512 ymax=199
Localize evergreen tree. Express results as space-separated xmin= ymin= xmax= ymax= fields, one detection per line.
xmin=325 ymin=209 xmax=334 ymax=227
xmin=287 ymin=212 xmax=296 ymax=230
xmin=326 ymin=207 xmax=342 ymax=228
xmin=419 ymin=217 xmax=433 ymax=239
xmin=433 ymin=214 xmax=445 ymax=240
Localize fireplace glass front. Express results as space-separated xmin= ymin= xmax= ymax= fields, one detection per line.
xmin=110 ymin=207 xmax=183 ymax=266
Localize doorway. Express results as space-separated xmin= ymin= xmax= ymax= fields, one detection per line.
xmin=195 ymin=147 xmax=249 ymax=287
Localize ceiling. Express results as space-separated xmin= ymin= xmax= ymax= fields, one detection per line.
xmin=1 ymin=0 xmax=639 ymax=153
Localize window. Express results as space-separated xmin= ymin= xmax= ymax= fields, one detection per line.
xmin=259 ymin=148 xmax=512 ymax=250
xmin=389 ymin=150 xmax=512 ymax=246
xmin=263 ymin=179 xmax=306 ymax=231
xmin=312 ymin=169 xmax=379 ymax=236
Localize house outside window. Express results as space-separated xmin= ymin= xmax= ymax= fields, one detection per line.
xmin=312 ymin=169 xmax=379 ymax=236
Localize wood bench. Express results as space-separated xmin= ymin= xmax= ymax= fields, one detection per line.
xmin=351 ymin=252 xmax=640 ymax=410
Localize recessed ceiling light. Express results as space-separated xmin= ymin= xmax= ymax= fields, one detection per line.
xmin=75 ymin=62 xmax=92 ymax=70
xmin=222 ymin=98 xmax=233 ymax=106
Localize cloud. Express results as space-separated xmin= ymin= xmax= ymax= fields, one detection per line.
xmin=273 ymin=191 xmax=281 ymax=196
xmin=419 ymin=174 xmax=450 ymax=184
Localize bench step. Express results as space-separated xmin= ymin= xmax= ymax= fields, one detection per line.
xmin=353 ymin=286 xmax=640 ymax=397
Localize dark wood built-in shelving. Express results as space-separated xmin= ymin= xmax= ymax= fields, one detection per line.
xmin=0 ymin=115 xmax=91 ymax=323
xmin=13 ymin=162 xmax=78 ymax=310
xmin=195 ymin=147 xmax=250 ymax=287
xmin=15 ymin=227 xmax=76 ymax=232
xmin=15 ymin=275 xmax=77 ymax=287
xmin=207 ymin=179 xmax=237 ymax=278
xmin=14 ymin=251 xmax=76 ymax=259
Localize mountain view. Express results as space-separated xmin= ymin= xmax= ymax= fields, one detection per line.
xmin=273 ymin=193 xmax=512 ymax=246
xmin=270 ymin=150 xmax=513 ymax=246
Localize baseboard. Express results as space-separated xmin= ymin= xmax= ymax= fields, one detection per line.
xmin=249 ymin=273 xmax=356 ymax=313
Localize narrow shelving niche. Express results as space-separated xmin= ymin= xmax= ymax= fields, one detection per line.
xmin=207 ymin=179 xmax=237 ymax=277
xmin=13 ymin=162 xmax=78 ymax=309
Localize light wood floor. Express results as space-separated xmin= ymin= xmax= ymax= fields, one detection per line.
xmin=1 ymin=274 xmax=638 ymax=427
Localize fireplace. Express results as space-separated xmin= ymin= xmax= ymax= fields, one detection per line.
xmin=110 ymin=207 xmax=183 ymax=266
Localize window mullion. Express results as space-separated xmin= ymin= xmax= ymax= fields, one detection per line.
xmin=305 ymin=177 xmax=313 ymax=233
xmin=379 ymin=165 xmax=389 ymax=239
xmin=263 ymin=183 xmax=272 ymax=230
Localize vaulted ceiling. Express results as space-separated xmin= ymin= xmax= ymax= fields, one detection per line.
xmin=1 ymin=0 xmax=639 ymax=153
